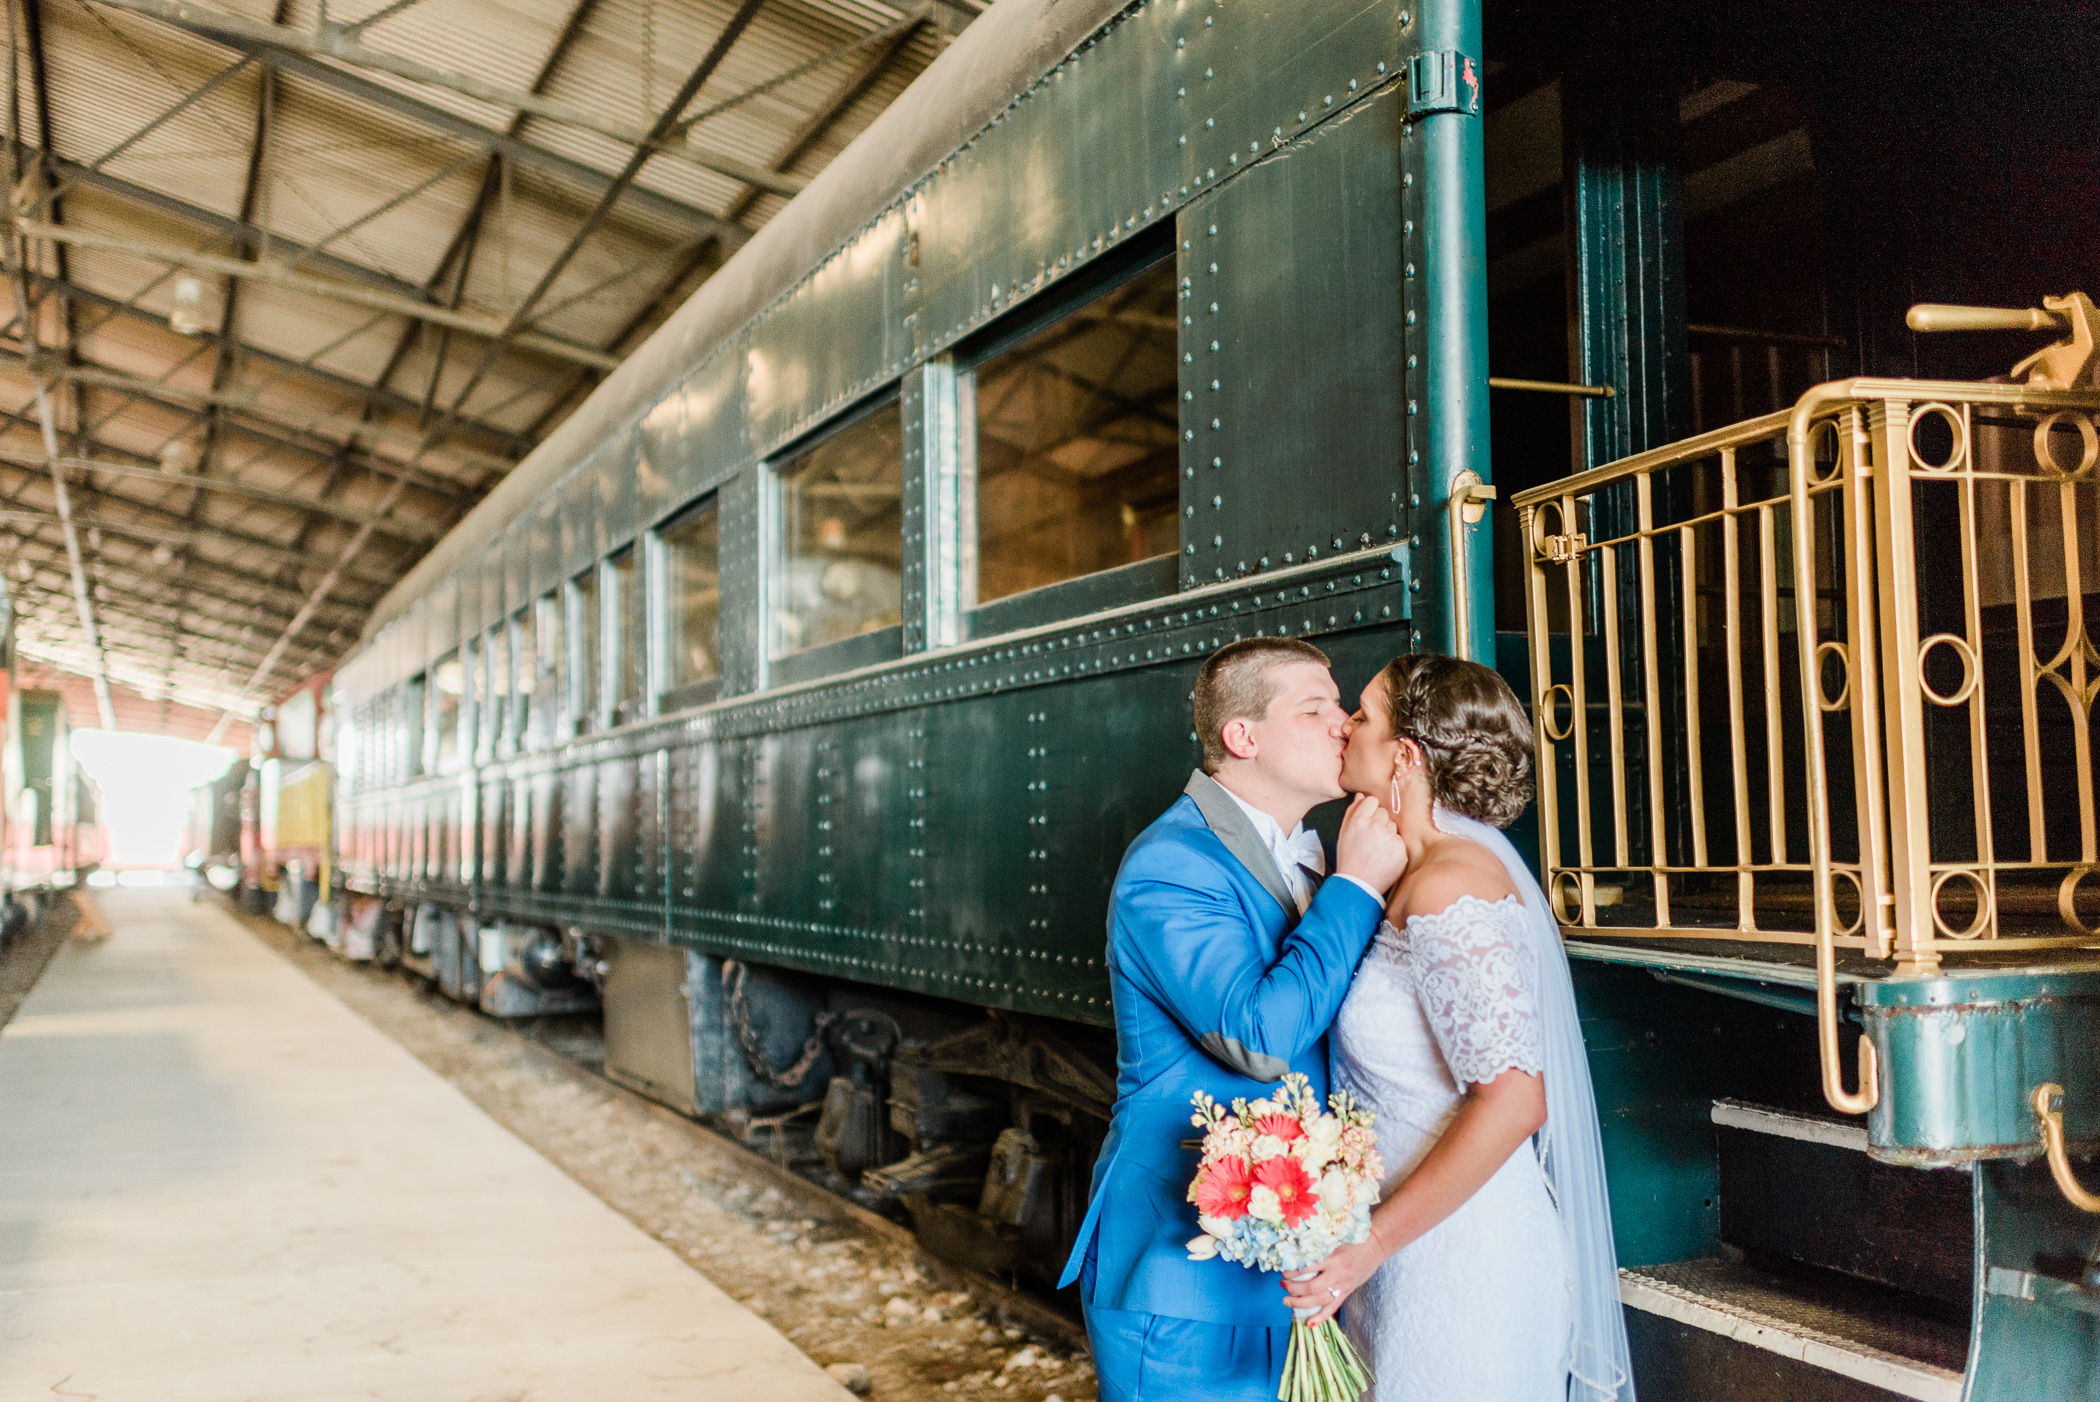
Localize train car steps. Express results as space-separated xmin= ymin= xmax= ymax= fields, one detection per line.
xmin=1617 ymin=1099 xmax=1978 ymax=1402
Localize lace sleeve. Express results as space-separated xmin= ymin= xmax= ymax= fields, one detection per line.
xmin=1405 ymin=894 xmax=1544 ymax=1087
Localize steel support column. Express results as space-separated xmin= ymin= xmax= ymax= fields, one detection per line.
xmin=1562 ymin=62 xmax=1692 ymax=867
xmin=1407 ymin=0 xmax=1491 ymax=662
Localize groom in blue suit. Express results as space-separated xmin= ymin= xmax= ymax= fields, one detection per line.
xmin=1059 ymin=638 xmax=1410 ymax=1401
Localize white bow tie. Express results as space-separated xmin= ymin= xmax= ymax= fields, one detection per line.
xmin=1283 ymin=828 xmax=1325 ymax=878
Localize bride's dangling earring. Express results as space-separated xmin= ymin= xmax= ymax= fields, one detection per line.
xmin=1390 ymin=768 xmax=1403 ymax=815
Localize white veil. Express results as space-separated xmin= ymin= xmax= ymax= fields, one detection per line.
xmin=1437 ymin=806 xmax=1635 ymax=1402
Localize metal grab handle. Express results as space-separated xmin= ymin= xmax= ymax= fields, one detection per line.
xmin=1906 ymin=303 xmax=2066 ymax=334
xmin=1447 ymin=469 xmax=1497 ymax=663
xmin=2033 ymin=1082 xmax=2100 ymax=1213
xmin=1907 ymin=292 xmax=2100 ymax=391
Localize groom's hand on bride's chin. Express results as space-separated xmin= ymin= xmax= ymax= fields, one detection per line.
xmin=1335 ymin=793 xmax=1409 ymax=893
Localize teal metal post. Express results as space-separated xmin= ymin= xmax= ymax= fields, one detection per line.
xmin=1410 ymin=0 xmax=1491 ymax=662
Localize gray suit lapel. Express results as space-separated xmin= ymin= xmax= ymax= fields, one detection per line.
xmin=1183 ymin=769 xmax=1299 ymax=919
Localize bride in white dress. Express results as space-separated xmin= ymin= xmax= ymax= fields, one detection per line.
xmin=1281 ymin=655 xmax=1634 ymax=1402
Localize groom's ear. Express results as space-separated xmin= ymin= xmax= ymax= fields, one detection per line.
xmin=1218 ymin=715 xmax=1260 ymax=762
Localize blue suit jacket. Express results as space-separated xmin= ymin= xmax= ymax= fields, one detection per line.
xmin=1057 ymin=770 xmax=1383 ymax=1323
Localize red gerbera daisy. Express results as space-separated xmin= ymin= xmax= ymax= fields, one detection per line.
xmin=1194 ymin=1156 xmax=1256 ymax=1220
xmin=1252 ymin=1113 xmax=1305 ymax=1142
xmin=1252 ymin=1155 xmax=1321 ymax=1227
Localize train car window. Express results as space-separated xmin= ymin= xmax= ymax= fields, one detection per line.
xmin=657 ymin=498 xmax=720 ymax=707
xmin=609 ymin=546 xmax=644 ymax=725
xmin=478 ymin=628 xmax=503 ymax=762
xmin=403 ymin=674 xmax=425 ymax=778
xmin=432 ymin=652 xmax=464 ymax=771
xmin=461 ymin=636 xmax=481 ymax=764
xmin=967 ymin=249 xmax=1180 ymax=608
xmin=532 ymin=591 xmax=562 ymax=746
xmin=566 ymin=570 xmax=598 ymax=735
xmin=508 ymin=607 xmax=535 ymax=751
xmin=769 ymin=398 xmax=905 ymax=664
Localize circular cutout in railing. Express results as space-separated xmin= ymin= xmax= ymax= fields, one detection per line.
xmin=1930 ymin=867 xmax=1992 ymax=941
xmin=1830 ymin=867 xmax=1866 ymax=938
xmin=1808 ymin=419 xmax=1845 ymax=487
xmin=1814 ymin=640 xmax=1852 ymax=712
xmin=1917 ymin=632 xmax=1980 ymax=706
xmin=2058 ymin=865 xmax=2100 ymax=937
xmin=1551 ymin=869 xmax=1584 ymax=924
xmin=1540 ymin=683 xmax=1577 ymax=741
xmin=2031 ymin=410 xmax=2099 ymax=480
xmin=1908 ymin=403 xmax=1967 ymax=473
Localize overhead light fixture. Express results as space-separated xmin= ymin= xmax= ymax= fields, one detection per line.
xmin=160 ymin=440 xmax=192 ymax=474
xmin=170 ymin=275 xmax=206 ymax=336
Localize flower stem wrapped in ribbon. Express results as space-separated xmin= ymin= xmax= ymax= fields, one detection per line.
xmin=1185 ymin=1073 xmax=1384 ymax=1402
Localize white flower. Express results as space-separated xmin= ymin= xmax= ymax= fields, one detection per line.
xmin=1185 ymin=1234 xmax=1221 ymax=1261
xmin=1307 ymin=1115 xmax=1345 ymax=1148
xmin=1250 ymin=1134 xmax=1287 ymax=1161
xmin=1317 ymin=1169 xmax=1355 ymax=1208
xmin=1245 ymin=1098 xmax=1279 ymax=1120
xmin=1292 ymin=1136 xmax=1338 ymax=1172
xmin=1199 ymin=1214 xmax=1237 ymax=1241
xmin=1248 ymin=1185 xmax=1285 ymax=1222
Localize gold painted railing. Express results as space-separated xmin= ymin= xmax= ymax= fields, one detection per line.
xmin=1513 ymin=379 xmax=2100 ymax=1108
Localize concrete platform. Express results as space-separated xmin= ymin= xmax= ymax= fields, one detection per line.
xmin=0 ymin=889 xmax=851 ymax=1402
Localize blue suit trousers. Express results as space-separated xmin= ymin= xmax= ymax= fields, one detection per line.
xmin=1082 ymin=1236 xmax=1289 ymax=1402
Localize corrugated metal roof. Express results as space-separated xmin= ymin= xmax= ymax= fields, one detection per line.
xmin=0 ymin=0 xmax=978 ymax=725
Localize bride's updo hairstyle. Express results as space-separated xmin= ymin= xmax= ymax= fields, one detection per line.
xmin=1376 ymin=654 xmax=1534 ymax=828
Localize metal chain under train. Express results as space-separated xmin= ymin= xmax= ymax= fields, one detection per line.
xmin=724 ymin=958 xmax=835 ymax=1090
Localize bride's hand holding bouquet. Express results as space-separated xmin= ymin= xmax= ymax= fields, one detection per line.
xmin=1183 ymin=1073 xmax=1383 ymax=1402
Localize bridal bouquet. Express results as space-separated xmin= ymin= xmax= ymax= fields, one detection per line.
xmin=1184 ymin=1073 xmax=1383 ymax=1402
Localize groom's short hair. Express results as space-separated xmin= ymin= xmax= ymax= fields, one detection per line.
xmin=1193 ymin=637 xmax=1332 ymax=772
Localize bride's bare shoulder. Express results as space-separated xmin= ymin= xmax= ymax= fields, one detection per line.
xmin=1388 ymin=837 xmax=1518 ymax=923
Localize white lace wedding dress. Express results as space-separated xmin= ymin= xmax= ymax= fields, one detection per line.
xmin=1331 ymin=893 xmax=1572 ymax=1402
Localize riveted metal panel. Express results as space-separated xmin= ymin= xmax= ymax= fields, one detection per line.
xmin=528 ymin=491 xmax=561 ymax=601
xmin=559 ymin=467 xmax=596 ymax=580
xmin=478 ymin=543 xmax=504 ymax=636
xmin=426 ymin=576 xmax=459 ymax=665
xmin=1179 ymin=84 xmax=1409 ymax=587
xmin=480 ymin=773 xmax=506 ymax=891
xmin=597 ymin=752 xmax=639 ymax=900
xmin=901 ymin=357 xmax=968 ymax=654
xmin=634 ymin=397 xmax=678 ymax=533
xmin=1173 ymin=0 xmax=1407 ymax=197
xmin=715 ymin=471 xmax=762 ymax=697
xmin=745 ymin=206 xmax=912 ymax=458
xmin=561 ymin=759 xmax=598 ymax=900
xmin=591 ymin=434 xmax=638 ymax=558
xmin=504 ymin=773 xmax=528 ymax=897
xmin=672 ymin=347 xmax=750 ymax=505
xmin=669 ymin=733 xmax=753 ymax=927
xmin=907 ymin=9 xmax=1171 ymax=366
xmin=636 ymin=749 xmax=667 ymax=922
xmin=750 ymin=729 xmax=815 ymax=921
xmin=503 ymin=518 xmax=530 ymax=622
xmin=529 ymin=766 xmax=562 ymax=892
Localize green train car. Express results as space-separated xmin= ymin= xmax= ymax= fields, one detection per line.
xmin=327 ymin=1 xmax=2100 ymax=1396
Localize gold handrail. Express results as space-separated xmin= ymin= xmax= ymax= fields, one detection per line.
xmin=2033 ymin=1083 xmax=2100 ymax=1213
xmin=1788 ymin=381 xmax=1882 ymax=1113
